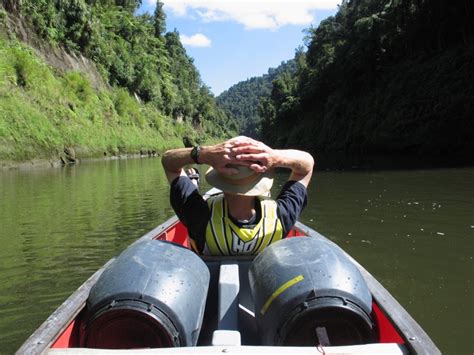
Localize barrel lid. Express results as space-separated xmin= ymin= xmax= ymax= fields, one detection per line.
xmin=277 ymin=296 xmax=377 ymax=346
xmin=83 ymin=299 xmax=181 ymax=349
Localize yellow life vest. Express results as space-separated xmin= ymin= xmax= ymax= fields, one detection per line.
xmin=204 ymin=195 xmax=283 ymax=255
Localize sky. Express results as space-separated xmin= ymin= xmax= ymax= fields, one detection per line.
xmin=140 ymin=1 xmax=340 ymax=96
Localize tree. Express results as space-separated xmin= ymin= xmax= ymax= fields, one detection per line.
xmin=153 ymin=0 xmax=166 ymax=37
xmin=115 ymin=0 xmax=142 ymax=12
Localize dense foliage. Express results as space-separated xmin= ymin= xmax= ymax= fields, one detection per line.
xmin=0 ymin=0 xmax=237 ymax=161
xmin=216 ymin=59 xmax=296 ymax=137
xmin=258 ymin=0 xmax=474 ymax=158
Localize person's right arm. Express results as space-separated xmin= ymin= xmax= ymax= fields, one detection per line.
xmin=232 ymin=139 xmax=314 ymax=187
xmin=270 ymin=149 xmax=314 ymax=187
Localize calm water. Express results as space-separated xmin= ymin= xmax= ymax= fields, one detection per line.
xmin=0 ymin=158 xmax=472 ymax=354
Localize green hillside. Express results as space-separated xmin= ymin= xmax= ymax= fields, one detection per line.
xmin=218 ymin=0 xmax=474 ymax=162
xmin=0 ymin=0 xmax=237 ymax=163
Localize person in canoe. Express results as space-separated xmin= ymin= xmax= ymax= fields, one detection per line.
xmin=162 ymin=136 xmax=314 ymax=255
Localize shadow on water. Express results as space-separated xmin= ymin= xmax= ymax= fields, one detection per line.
xmin=315 ymin=152 xmax=474 ymax=172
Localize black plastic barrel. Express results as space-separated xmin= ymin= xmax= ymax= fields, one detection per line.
xmin=249 ymin=236 xmax=376 ymax=346
xmin=83 ymin=240 xmax=210 ymax=349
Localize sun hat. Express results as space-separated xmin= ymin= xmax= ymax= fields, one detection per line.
xmin=205 ymin=164 xmax=274 ymax=196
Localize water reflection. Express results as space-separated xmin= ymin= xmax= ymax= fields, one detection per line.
xmin=0 ymin=158 xmax=174 ymax=352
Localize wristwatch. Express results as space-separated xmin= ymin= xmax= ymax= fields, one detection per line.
xmin=190 ymin=146 xmax=201 ymax=164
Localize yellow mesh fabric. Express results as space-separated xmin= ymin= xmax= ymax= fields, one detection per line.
xmin=204 ymin=195 xmax=283 ymax=255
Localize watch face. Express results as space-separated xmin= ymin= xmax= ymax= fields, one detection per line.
xmin=191 ymin=146 xmax=200 ymax=163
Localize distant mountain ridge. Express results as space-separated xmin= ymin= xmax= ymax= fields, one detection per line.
xmin=216 ymin=59 xmax=296 ymax=137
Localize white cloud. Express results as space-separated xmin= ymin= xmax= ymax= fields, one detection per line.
xmin=145 ymin=0 xmax=158 ymax=6
xmin=162 ymin=0 xmax=341 ymax=30
xmin=180 ymin=33 xmax=212 ymax=47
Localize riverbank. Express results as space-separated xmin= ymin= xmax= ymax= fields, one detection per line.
xmin=0 ymin=134 xmax=227 ymax=171
xmin=0 ymin=152 xmax=161 ymax=171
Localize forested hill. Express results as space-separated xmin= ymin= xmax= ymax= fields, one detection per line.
xmin=216 ymin=59 xmax=296 ymax=137
xmin=225 ymin=1 xmax=474 ymax=161
xmin=0 ymin=0 xmax=236 ymax=164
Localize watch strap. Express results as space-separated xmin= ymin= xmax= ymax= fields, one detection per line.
xmin=190 ymin=146 xmax=201 ymax=164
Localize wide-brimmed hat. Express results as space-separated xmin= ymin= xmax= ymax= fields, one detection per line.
xmin=205 ymin=164 xmax=274 ymax=196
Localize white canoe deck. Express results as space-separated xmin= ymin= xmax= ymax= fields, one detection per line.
xmin=48 ymin=343 xmax=407 ymax=354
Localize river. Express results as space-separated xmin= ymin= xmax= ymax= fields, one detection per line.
xmin=0 ymin=158 xmax=472 ymax=354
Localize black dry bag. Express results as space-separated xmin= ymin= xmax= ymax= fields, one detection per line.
xmin=83 ymin=240 xmax=209 ymax=349
xmin=249 ymin=236 xmax=376 ymax=346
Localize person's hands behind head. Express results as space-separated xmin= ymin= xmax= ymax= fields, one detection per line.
xmin=231 ymin=138 xmax=277 ymax=173
xmin=201 ymin=137 xmax=255 ymax=175
xmin=231 ymin=138 xmax=314 ymax=187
